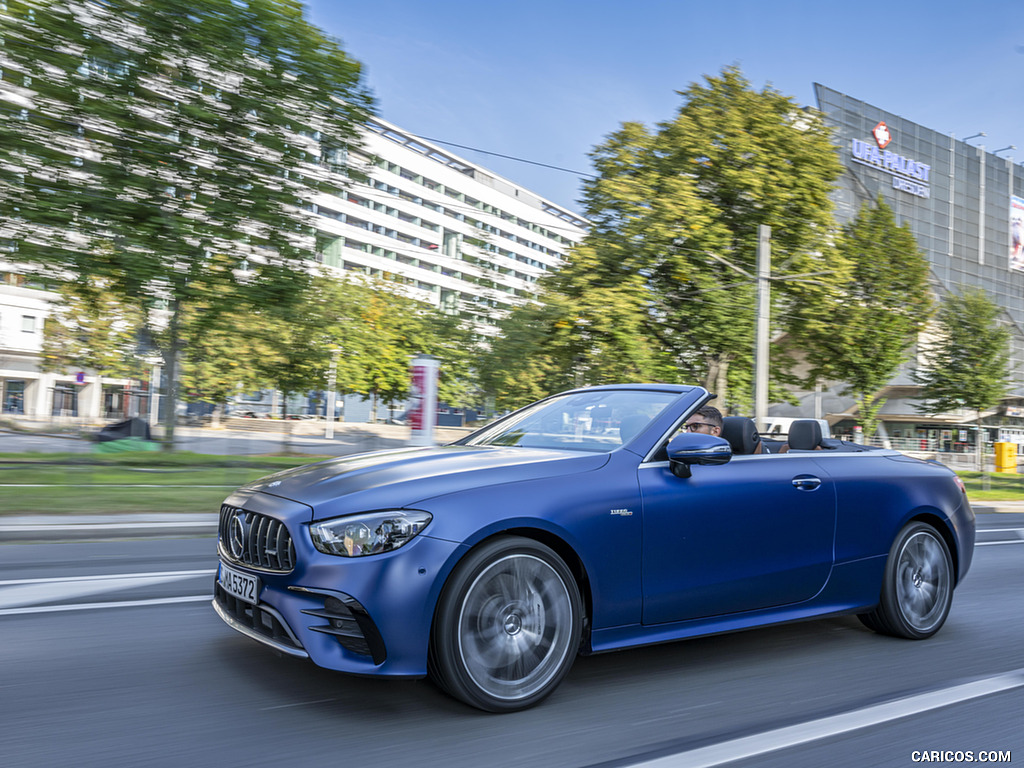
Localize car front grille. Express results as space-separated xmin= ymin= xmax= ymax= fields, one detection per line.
xmin=219 ymin=505 xmax=296 ymax=572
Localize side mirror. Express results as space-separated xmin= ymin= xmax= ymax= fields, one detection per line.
xmin=666 ymin=433 xmax=733 ymax=478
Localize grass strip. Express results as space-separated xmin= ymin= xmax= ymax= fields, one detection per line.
xmin=0 ymin=485 xmax=246 ymax=514
xmin=0 ymin=451 xmax=331 ymax=516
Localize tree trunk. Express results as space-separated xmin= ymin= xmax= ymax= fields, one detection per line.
xmin=160 ymin=298 xmax=182 ymax=451
xmin=704 ymin=356 xmax=730 ymax=413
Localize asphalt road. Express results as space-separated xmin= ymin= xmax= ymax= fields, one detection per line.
xmin=1 ymin=524 xmax=1022 ymax=768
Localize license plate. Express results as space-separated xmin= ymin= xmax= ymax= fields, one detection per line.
xmin=219 ymin=562 xmax=260 ymax=604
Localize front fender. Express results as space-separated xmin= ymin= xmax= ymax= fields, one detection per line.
xmin=416 ymin=450 xmax=644 ymax=630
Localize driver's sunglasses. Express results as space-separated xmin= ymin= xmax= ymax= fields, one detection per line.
xmin=685 ymin=422 xmax=710 ymax=431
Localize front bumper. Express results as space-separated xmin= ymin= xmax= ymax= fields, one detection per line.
xmin=212 ymin=491 xmax=465 ymax=677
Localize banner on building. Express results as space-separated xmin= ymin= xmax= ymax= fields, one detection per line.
xmin=1011 ymin=195 xmax=1024 ymax=272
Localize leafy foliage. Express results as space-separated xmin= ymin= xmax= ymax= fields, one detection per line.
xmin=483 ymin=66 xmax=845 ymax=412
xmin=794 ymin=196 xmax=932 ymax=435
xmin=336 ymin=276 xmax=476 ymax=418
xmin=0 ymin=0 xmax=372 ymax=443
xmin=914 ymin=287 xmax=1010 ymax=417
xmin=41 ymin=277 xmax=147 ymax=378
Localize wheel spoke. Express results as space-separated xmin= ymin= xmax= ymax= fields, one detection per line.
xmin=917 ymin=581 xmax=936 ymax=607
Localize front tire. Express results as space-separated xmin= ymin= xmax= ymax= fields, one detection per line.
xmin=430 ymin=536 xmax=582 ymax=712
xmin=859 ymin=521 xmax=953 ymax=639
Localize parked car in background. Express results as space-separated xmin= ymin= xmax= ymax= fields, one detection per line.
xmin=213 ymin=384 xmax=975 ymax=712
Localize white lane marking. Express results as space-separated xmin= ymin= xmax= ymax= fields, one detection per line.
xmin=0 ymin=570 xmax=215 ymax=610
xmin=977 ymin=540 xmax=1024 ymax=546
xmin=0 ymin=595 xmax=210 ymax=616
xmin=0 ymin=570 xmax=215 ymax=586
xmin=628 ymin=669 xmax=1024 ymax=768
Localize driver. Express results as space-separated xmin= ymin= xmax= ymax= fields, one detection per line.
xmin=684 ymin=406 xmax=723 ymax=437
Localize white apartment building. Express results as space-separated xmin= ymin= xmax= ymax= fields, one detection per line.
xmin=0 ymin=273 xmax=152 ymax=421
xmin=0 ymin=276 xmax=52 ymax=417
xmin=315 ymin=116 xmax=588 ymax=330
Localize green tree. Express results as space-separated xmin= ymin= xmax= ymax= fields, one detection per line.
xmin=249 ymin=274 xmax=355 ymax=418
xmin=178 ymin=309 xmax=266 ymax=425
xmin=478 ymin=301 xmax=564 ymax=412
xmin=492 ymin=66 xmax=845 ymax=411
xmin=480 ymin=242 xmax=676 ymax=411
xmin=42 ymin=277 xmax=148 ymax=379
xmin=340 ymin=277 xmax=473 ymax=421
xmin=420 ymin=308 xmax=477 ymax=412
xmin=914 ymin=287 xmax=1010 ymax=460
xmin=0 ymin=0 xmax=372 ymax=446
xmin=796 ymin=197 xmax=932 ymax=436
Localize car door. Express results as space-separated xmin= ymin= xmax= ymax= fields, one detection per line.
xmin=639 ymin=454 xmax=836 ymax=625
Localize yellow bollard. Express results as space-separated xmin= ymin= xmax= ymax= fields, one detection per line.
xmin=994 ymin=442 xmax=1018 ymax=473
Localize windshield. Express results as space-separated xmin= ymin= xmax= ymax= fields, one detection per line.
xmin=462 ymin=390 xmax=679 ymax=452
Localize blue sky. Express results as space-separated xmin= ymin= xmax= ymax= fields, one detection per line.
xmin=305 ymin=0 xmax=1024 ymax=214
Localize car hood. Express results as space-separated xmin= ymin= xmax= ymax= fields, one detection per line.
xmin=244 ymin=444 xmax=610 ymax=520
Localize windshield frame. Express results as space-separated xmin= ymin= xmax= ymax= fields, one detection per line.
xmin=456 ymin=388 xmax=684 ymax=453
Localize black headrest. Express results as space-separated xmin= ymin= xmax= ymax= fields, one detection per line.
xmin=788 ymin=420 xmax=823 ymax=450
xmin=721 ymin=416 xmax=761 ymax=455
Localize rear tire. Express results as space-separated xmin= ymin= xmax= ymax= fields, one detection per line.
xmin=859 ymin=521 xmax=953 ymax=639
xmin=429 ymin=536 xmax=582 ymax=712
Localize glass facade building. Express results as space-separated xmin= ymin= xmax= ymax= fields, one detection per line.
xmin=816 ymin=84 xmax=1024 ymax=321
xmin=793 ymin=85 xmax=1024 ymax=449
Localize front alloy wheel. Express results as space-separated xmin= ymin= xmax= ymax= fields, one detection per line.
xmin=430 ymin=536 xmax=582 ymax=712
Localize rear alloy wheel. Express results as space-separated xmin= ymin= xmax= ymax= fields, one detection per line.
xmin=859 ymin=521 xmax=953 ymax=639
xmin=430 ymin=536 xmax=582 ymax=712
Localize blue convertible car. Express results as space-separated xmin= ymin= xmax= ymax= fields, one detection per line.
xmin=213 ymin=384 xmax=975 ymax=711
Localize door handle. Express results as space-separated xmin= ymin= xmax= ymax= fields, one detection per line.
xmin=791 ymin=475 xmax=822 ymax=491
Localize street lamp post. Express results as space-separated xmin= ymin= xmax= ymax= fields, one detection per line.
xmin=706 ymin=230 xmax=832 ymax=430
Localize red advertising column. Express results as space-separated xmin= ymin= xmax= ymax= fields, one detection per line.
xmin=408 ymin=355 xmax=440 ymax=447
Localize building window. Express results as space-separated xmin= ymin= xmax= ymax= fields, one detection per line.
xmin=21 ymin=315 xmax=36 ymax=333
xmin=3 ymin=380 xmax=26 ymax=414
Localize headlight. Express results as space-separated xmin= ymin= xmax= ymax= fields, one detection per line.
xmin=309 ymin=510 xmax=432 ymax=557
